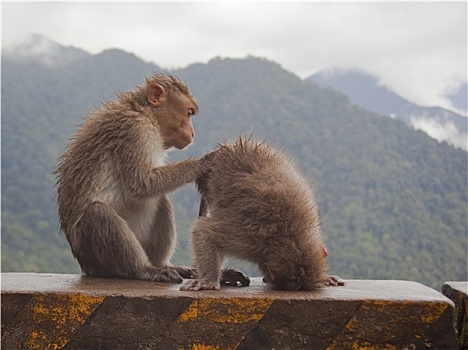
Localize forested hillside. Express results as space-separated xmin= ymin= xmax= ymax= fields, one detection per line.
xmin=309 ymin=70 xmax=467 ymax=151
xmin=2 ymin=48 xmax=467 ymax=289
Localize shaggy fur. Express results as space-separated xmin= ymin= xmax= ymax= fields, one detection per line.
xmin=56 ymin=73 xmax=201 ymax=282
xmin=181 ymin=137 xmax=330 ymax=291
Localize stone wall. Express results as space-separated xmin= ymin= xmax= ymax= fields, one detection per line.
xmin=1 ymin=273 xmax=459 ymax=349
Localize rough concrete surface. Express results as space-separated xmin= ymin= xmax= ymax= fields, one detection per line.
xmin=443 ymin=281 xmax=468 ymax=349
xmin=2 ymin=273 xmax=458 ymax=350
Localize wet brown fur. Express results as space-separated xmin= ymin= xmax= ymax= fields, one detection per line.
xmin=181 ymin=137 xmax=329 ymax=291
xmin=56 ymin=73 xmax=201 ymax=282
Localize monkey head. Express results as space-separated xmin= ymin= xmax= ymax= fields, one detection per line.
xmin=260 ymin=262 xmax=306 ymax=291
xmin=146 ymin=75 xmax=199 ymax=150
xmin=260 ymin=244 xmax=328 ymax=291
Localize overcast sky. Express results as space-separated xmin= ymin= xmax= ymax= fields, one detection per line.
xmin=2 ymin=2 xmax=467 ymax=114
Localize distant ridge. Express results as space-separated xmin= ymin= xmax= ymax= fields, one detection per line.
xmin=309 ymin=70 xmax=467 ymax=151
xmin=3 ymin=33 xmax=90 ymax=65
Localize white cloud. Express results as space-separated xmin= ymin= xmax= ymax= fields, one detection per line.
xmin=411 ymin=117 xmax=468 ymax=151
xmin=2 ymin=2 xmax=466 ymax=113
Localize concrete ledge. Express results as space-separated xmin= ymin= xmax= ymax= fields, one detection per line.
xmin=1 ymin=273 xmax=457 ymax=350
xmin=443 ymin=281 xmax=468 ymax=349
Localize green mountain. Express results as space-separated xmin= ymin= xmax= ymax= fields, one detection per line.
xmin=2 ymin=43 xmax=467 ymax=289
xmin=308 ymin=69 xmax=467 ymax=151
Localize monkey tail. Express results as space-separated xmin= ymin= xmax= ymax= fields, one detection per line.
xmin=196 ymin=173 xmax=210 ymax=217
xmin=198 ymin=196 xmax=208 ymax=217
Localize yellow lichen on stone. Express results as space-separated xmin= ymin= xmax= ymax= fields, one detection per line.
xmin=25 ymin=293 xmax=105 ymax=350
xmin=177 ymin=297 xmax=273 ymax=324
xmin=189 ymin=343 xmax=222 ymax=350
xmin=351 ymin=342 xmax=398 ymax=350
xmin=177 ymin=297 xmax=274 ymax=350
xmin=361 ymin=300 xmax=446 ymax=324
xmin=420 ymin=302 xmax=447 ymax=323
xmin=326 ymin=300 xmax=442 ymax=350
xmin=328 ymin=339 xmax=398 ymax=350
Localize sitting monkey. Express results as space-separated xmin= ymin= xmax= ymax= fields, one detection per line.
xmin=56 ymin=73 xmax=202 ymax=282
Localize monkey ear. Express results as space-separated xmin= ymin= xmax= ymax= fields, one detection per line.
xmin=147 ymin=83 xmax=166 ymax=106
xmin=321 ymin=245 xmax=328 ymax=258
xmin=263 ymin=263 xmax=277 ymax=281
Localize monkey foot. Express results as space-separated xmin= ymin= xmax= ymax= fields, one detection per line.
xmin=326 ymin=275 xmax=346 ymax=286
xmin=172 ymin=266 xmax=198 ymax=279
xmin=220 ymin=268 xmax=251 ymax=287
xmin=179 ymin=279 xmax=221 ymax=291
xmin=140 ymin=266 xmax=183 ymax=283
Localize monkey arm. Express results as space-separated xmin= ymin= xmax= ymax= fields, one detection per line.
xmin=120 ymin=158 xmax=203 ymax=199
xmin=109 ymin=113 xmax=207 ymax=199
xmin=150 ymin=159 xmax=203 ymax=194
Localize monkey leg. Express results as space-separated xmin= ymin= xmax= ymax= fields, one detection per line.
xmin=180 ymin=218 xmax=224 ymax=291
xmin=75 ymin=202 xmax=182 ymax=283
xmin=145 ymin=195 xmax=196 ymax=279
xmin=180 ymin=269 xmax=252 ymax=290
xmin=180 ymin=279 xmax=221 ymax=291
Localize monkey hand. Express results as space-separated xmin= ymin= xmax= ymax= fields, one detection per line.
xmin=141 ymin=266 xmax=183 ymax=283
xmin=199 ymin=149 xmax=219 ymax=168
xmin=220 ymin=268 xmax=251 ymax=287
xmin=325 ymin=275 xmax=346 ymax=286
xmin=172 ymin=266 xmax=198 ymax=279
xmin=180 ymin=279 xmax=221 ymax=291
